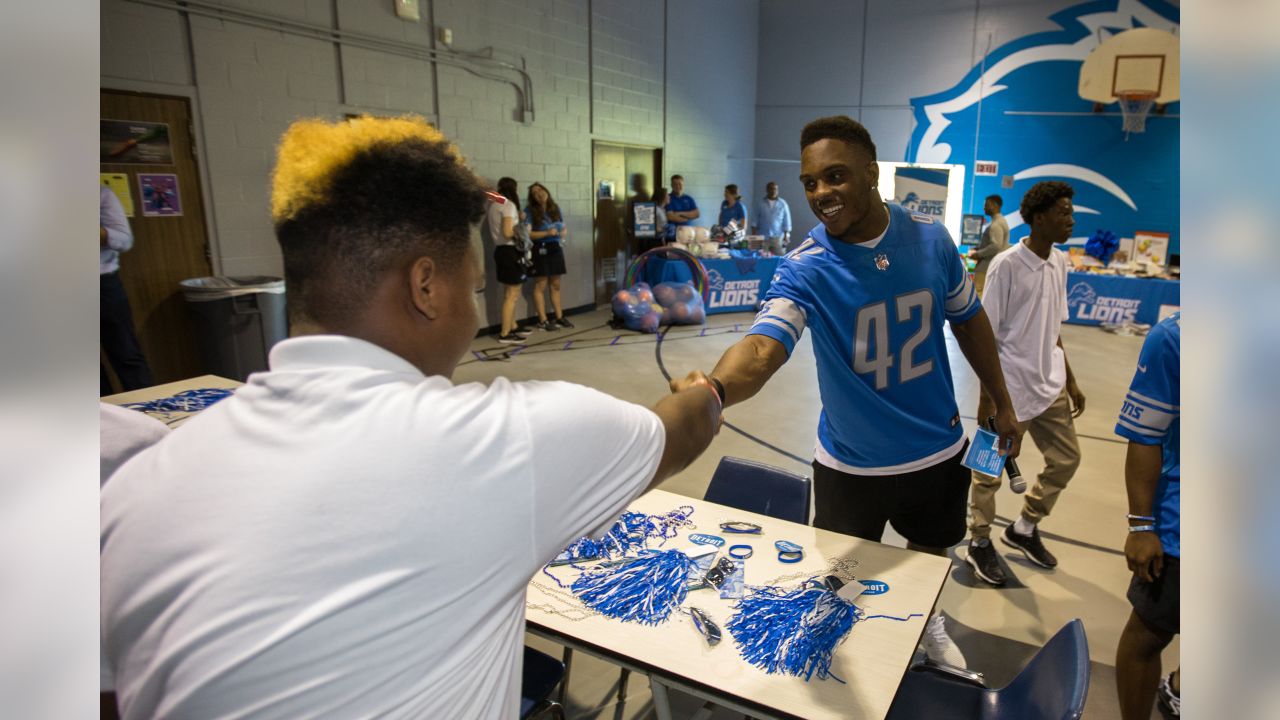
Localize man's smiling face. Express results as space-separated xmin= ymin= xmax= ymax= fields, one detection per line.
xmin=799 ymin=138 xmax=879 ymax=241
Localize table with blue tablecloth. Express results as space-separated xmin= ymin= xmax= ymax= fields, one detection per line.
xmin=1065 ymin=272 xmax=1180 ymax=326
xmin=639 ymin=253 xmax=782 ymax=314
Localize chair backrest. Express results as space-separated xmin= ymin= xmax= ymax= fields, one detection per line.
xmin=993 ymin=619 xmax=1090 ymax=720
xmin=703 ymin=456 xmax=811 ymax=524
xmin=885 ymin=619 xmax=1089 ymax=720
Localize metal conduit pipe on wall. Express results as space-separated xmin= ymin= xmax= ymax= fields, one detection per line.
xmin=127 ymin=0 xmax=535 ymax=122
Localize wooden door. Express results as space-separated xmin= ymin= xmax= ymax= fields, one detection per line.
xmin=591 ymin=142 xmax=661 ymax=304
xmin=101 ymin=90 xmax=213 ymax=386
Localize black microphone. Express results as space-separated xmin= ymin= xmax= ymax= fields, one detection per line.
xmin=985 ymin=415 xmax=1026 ymax=494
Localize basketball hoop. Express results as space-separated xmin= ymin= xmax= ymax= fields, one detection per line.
xmin=1117 ymin=90 xmax=1158 ymax=135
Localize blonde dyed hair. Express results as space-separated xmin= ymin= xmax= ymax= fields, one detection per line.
xmin=270 ymin=114 xmax=461 ymax=223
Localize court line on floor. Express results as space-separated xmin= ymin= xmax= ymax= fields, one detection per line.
xmin=652 ymin=326 xmax=810 ymax=465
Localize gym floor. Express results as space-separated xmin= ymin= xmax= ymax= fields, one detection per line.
xmin=454 ymin=308 xmax=1179 ymax=719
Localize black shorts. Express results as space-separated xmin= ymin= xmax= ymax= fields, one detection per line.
xmin=494 ymin=245 xmax=526 ymax=285
xmin=1128 ymin=555 xmax=1180 ymax=636
xmin=529 ymin=242 xmax=566 ymax=277
xmin=812 ymin=442 xmax=970 ymax=548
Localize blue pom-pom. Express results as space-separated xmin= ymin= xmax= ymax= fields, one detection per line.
xmin=571 ymin=549 xmax=695 ymax=625
xmin=726 ymin=581 xmax=860 ymax=681
xmin=1085 ymin=229 xmax=1120 ymax=265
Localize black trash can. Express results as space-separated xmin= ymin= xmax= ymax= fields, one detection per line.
xmin=180 ymin=276 xmax=287 ymax=381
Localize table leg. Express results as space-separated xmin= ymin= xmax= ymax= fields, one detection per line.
xmin=649 ymin=677 xmax=674 ymax=720
xmin=558 ymin=647 xmax=573 ymax=705
xmin=617 ymin=668 xmax=630 ymax=701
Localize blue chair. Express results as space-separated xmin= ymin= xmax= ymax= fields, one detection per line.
xmin=886 ymin=619 xmax=1090 ymax=720
xmin=703 ymin=456 xmax=812 ymax=524
xmin=520 ymin=646 xmax=567 ymax=720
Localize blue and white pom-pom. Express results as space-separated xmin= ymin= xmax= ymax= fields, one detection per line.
xmin=570 ymin=549 xmax=696 ymax=625
xmin=726 ymin=577 xmax=861 ymax=681
xmin=547 ymin=506 xmax=695 ymax=570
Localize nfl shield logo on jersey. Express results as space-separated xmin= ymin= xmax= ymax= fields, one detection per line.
xmin=874 ymin=253 xmax=890 ymax=271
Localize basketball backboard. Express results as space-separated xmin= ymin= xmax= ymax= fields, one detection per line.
xmin=1079 ymin=27 xmax=1180 ymax=105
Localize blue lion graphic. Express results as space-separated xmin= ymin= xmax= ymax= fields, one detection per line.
xmin=907 ymin=0 xmax=1180 ymax=253
xmin=1067 ymin=282 xmax=1098 ymax=309
xmin=706 ymin=268 xmax=725 ymax=292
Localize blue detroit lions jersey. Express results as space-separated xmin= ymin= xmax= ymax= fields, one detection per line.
xmin=748 ymin=203 xmax=981 ymax=471
xmin=1115 ymin=312 xmax=1180 ymax=557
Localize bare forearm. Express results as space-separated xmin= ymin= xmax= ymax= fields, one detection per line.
xmin=952 ymin=311 xmax=1013 ymax=410
xmin=648 ymin=386 xmax=720 ymax=488
xmin=709 ymin=335 xmax=787 ymax=408
xmin=1124 ymin=442 xmax=1163 ymax=517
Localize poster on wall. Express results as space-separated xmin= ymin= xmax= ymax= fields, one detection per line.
xmin=101 ymin=120 xmax=174 ymax=164
xmin=633 ymin=202 xmax=656 ymax=238
xmin=1119 ymin=231 xmax=1170 ymax=268
xmin=138 ymin=173 xmax=183 ymax=217
xmin=598 ymin=180 xmax=615 ymax=200
xmin=100 ymin=173 xmax=134 ymax=217
xmin=893 ymin=167 xmax=949 ymax=219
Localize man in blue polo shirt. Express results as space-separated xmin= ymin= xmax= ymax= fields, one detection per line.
xmin=674 ymin=116 xmax=1022 ymax=667
xmin=664 ymin=174 xmax=699 ymax=229
xmin=1114 ymin=312 xmax=1180 ymax=719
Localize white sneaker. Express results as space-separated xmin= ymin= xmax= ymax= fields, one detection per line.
xmin=920 ymin=613 xmax=967 ymax=668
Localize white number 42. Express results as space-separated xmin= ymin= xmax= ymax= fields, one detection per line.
xmin=853 ymin=290 xmax=934 ymax=390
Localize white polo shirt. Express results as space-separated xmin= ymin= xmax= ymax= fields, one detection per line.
xmin=981 ymin=241 xmax=1070 ymax=421
xmin=101 ymin=335 xmax=664 ymax=719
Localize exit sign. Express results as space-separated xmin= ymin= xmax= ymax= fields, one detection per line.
xmin=974 ymin=161 xmax=999 ymax=176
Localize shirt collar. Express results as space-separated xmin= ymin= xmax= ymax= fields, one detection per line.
xmin=268 ymin=335 xmax=425 ymax=378
xmin=1012 ymin=240 xmax=1051 ymax=270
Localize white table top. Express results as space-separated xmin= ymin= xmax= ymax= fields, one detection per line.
xmin=101 ymin=375 xmax=241 ymax=428
xmin=525 ymin=488 xmax=953 ymax=720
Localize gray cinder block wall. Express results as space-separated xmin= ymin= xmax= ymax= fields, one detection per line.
xmin=101 ymin=0 xmax=759 ymax=329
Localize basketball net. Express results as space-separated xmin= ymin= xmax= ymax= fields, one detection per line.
xmin=1118 ymin=90 xmax=1157 ymax=135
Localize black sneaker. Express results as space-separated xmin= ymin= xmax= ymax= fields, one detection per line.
xmin=538 ymin=319 xmax=559 ymax=331
xmin=1000 ymin=523 xmax=1058 ymax=568
xmin=511 ymin=327 xmax=532 ymax=339
xmin=965 ymin=538 xmax=1007 ymax=586
xmin=496 ymin=333 xmax=525 ymax=345
xmin=555 ymin=316 xmax=574 ymax=328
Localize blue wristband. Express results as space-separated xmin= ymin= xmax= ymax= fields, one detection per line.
xmin=720 ymin=521 xmax=762 ymax=534
xmin=728 ymin=544 xmax=754 ymax=560
xmin=777 ymin=551 xmax=804 ymax=563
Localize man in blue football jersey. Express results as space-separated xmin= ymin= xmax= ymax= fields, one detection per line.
xmin=1114 ymin=312 xmax=1180 ymax=720
xmin=675 ymin=116 xmax=1021 ymax=666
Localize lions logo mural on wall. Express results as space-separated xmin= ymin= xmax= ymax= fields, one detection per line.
xmin=907 ymin=0 xmax=1180 ymax=253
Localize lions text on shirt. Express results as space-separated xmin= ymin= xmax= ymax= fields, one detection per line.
xmin=1114 ymin=312 xmax=1180 ymax=557
xmin=748 ymin=204 xmax=980 ymax=474
xmin=101 ymin=336 xmax=664 ymax=719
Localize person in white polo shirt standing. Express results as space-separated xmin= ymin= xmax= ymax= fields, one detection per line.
xmin=965 ymin=180 xmax=1086 ymax=586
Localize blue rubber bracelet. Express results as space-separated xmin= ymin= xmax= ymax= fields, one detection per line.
xmin=720 ymin=521 xmax=762 ymax=534
xmin=774 ymin=540 xmax=803 ymax=553
xmin=777 ymin=551 xmax=804 ymax=564
xmin=728 ymin=544 xmax=754 ymax=560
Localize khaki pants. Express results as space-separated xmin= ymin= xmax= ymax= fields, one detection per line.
xmin=969 ymin=388 xmax=1081 ymax=539
xmin=974 ymin=270 xmax=987 ymax=298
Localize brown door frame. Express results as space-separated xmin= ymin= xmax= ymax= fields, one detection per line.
xmin=590 ymin=140 xmax=662 ymax=304
xmin=101 ymin=79 xmax=223 ymax=271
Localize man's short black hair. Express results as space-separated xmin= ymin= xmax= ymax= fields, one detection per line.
xmin=274 ymin=128 xmax=487 ymax=327
xmin=1019 ymin=181 xmax=1074 ymax=226
xmin=799 ymin=116 xmax=877 ymax=161
xmin=670 ymin=174 xmax=683 ymax=181
xmin=985 ymin=194 xmax=1003 ymax=210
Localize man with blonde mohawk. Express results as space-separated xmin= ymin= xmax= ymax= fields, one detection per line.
xmin=101 ymin=116 xmax=721 ymax=719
